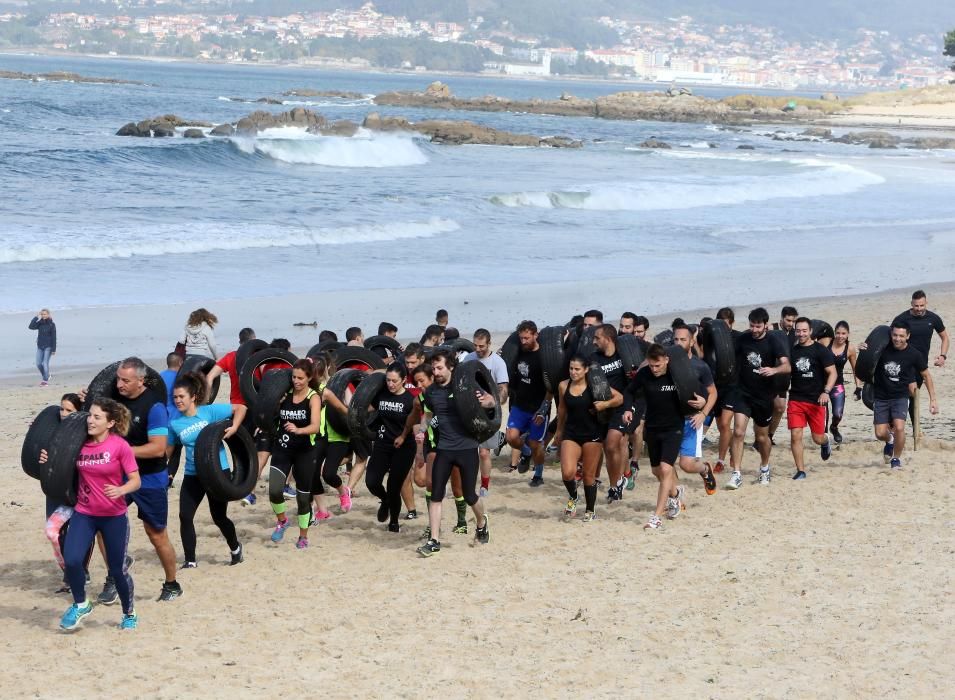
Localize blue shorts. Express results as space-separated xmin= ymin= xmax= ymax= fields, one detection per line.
xmin=680 ymin=418 xmax=703 ymax=459
xmin=507 ymin=405 xmax=548 ymax=443
xmin=126 ymin=486 xmax=169 ymax=531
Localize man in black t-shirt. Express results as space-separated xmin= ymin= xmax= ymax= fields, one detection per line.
xmin=892 ymin=289 xmax=949 ymax=370
xmin=504 ymin=320 xmax=552 ymax=486
xmin=722 ymin=307 xmax=791 ymax=489
xmin=787 ymin=318 xmax=837 ymax=480
xmin=869 ymin=321 xmax=938 ymax=468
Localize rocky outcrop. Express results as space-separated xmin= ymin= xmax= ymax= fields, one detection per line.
xmin=234 ymin=108 xmax=328 ymax=134
xmin=904 ymin=137 xmax=955 ymax=150
xmin=283 ymin=89 xmax=366 ymax=99
xmin=0 ymin=70 xmax=146 ymax=86
xmin=320 ymin=120 xmax=359 ymax=137
xmin=639 ymin=138 xmax=671 ymax=149
xmin=210 ymin=123 xmax=235 ymax=136
xmin=115 ymin=114 xmax=212 ymax=137
xmin=374 ymin=88 xmax=596 ymax=118
xmin=833 ymin=131 xmax=900 ymax=148
xmin=362 ymin=112 xmax=581 ymax=148
xmin=183 ymin=128 xmax=206 ymax=139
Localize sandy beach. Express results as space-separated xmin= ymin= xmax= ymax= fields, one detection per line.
xmin=2 ymin=281 xmax=953 ymax=697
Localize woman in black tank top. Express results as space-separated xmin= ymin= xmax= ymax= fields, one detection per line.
xmin=553 ymin=355 xmax=623 ymax=521
xmin=828 ymin=321 xmax=860 ymax=444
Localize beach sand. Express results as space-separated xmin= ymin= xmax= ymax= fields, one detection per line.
xmin=2 ymin=284 xmax=953 ymax=697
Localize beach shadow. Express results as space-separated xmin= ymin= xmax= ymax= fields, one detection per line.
xmin=0 ymin=558 xmax=68 ymax=596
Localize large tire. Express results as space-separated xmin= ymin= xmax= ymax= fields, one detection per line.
xmin=811 ymin=319 xmax=835 ymax=342
xmin=653 ymin=329 xmax=675 ymax=347
xmin=83 ymin=361 xmax=167 ymax=411
xmin=539 ymin=325 xmax=569 ymax=393
xmin=441 ymin=338 xmax=476 ymax=355
xmin=177 ymin=354 xmax=220 ymax=404
xmin=239 ymin=348 xmax=297 ymax=406
xmin=666 ymin=346 xmax=701 ymax=415
xmin=616 ymin=334 xmax=645 ymax=375
xmin=41 ymin=411 xmax=89 ymax=506
xmin=235 ymin=339 xmax=268 ymax=377
xmin=856 ymin=325 xmax=891 ymax=384
xmin=451 ymin=360 xmax=502 ymax=443
xmin=326 ymin=368 xmax=368 ymax=435
xmin=498 ymin=331 xmax=520 ymax=375
xmin=252 ymin=369 xmax=292 ymax=436
xmin=768 ymin=330 xmax=793 ymax=394
xmin=701 ymin=320 xmax=736 ymax=385
xmin=333 ymin=346 xmax=386 ymax=371
xmin=193 ymin=421 xmax=258 ymax=501
xmin=347 ymin=372 xmax=386 ymax=441
xmin=364 ymin=335 xmax=404 ymax=361
xmin=21 ymin=405 xmax=61 ymax=480
xmin=861 ymin=383 xmax=875 ymax=411
xmin=576 ymin=326 xmax=598 ymax=359
xmin=306 ymin=340 xmax=345 ymax=360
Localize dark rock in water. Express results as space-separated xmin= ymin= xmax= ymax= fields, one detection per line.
xmin=833 ymin=130 xmax=900 ymax=148
xmin=210 ymin=123 xmax=235 ymax=136
xmin=905 ymin=137 xmax=955 ymax=150
xmin=235 ymin=117 xmax=256 ymax=135
xmin=183 ymin=128 xmax=206 ymax=138
xmin=362 ymin=112 xmax=411 ymax=131
xmin=117 ymin=114 xmax=212 ymax=137
xmin=737 ymin=144 xmax=756 ymax=150
xmin=425 ymin=81 xmax=451 ymax=98
xmin=320 ymin=120 xmax=359 ymax=137
xmin=708 ymin=142 xmax=719 ymax=148
xmin=639 ymin=138 xmax=671 ymax=149
xmin=255 ymin=97 xmax=283 ymax=105
xmin=802 ymin=127 xmax=833 ymax=139
xmin=152 ymin=124 xmax=175 ymax=137
xmin=283 ymin=89 xmax=365 ymax=99
xmin=116 ymin=122 xmax=148 ymax=137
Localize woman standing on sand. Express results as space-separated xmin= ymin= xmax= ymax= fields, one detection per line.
xmin=828 ymin=321 xmax=861 ymax=444
xmin=181 ymin=308 xmax=218 ymax=359
xmin=29 ymin=308 xmax=57 ymax=385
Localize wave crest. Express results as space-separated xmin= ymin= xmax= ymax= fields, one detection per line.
xmin=229 ymin=128 xmax=428 ymax=168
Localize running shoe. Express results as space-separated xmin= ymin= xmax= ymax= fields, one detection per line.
xmin=831 ymin=426 xmax=843 ymax=444
xmin=339 ymin=487 xmax=353 ymax=513
xmin=416 ymin=539 xmax=441 ymax=557
xmin=582 ymin=510 xmax=597 ymax=522
xmin=271 ymin=518 xmax=291 ymax=542
xmin=606 ymin=486 xmax=621 ymax=503
xmin=55 ymin=582 xmax=71 ymax=594
xmin=792 ymin=470 xmax=807 ymax=480
xmin=229 ymin=544 xmax=244 ymax=566
xmin=452 ymin=523 xmax=468 ymax=534
xmin=615 ymin=477 xmax=627 ymax=497
xmin=377 ymin=501 xmax=389 ymax=523
xmin=757 ymin=467 xmax=771 ymax=485
xmin=180 ymin=561 xmax=198 ymax=570
xmin=713 ymin=459 xmax=725 ymax=474
xmin=60 ymin=601 xmax=92 ymax=631
xmin=404 ymin=510 xmax=418 ymax=520
xmin=295 ymin=537 xmax=309 ymax=550
xmin=882 ymin=441 xmax=894 ymax=464
xmin=702 ymin=462 xmax=717 ymax=495
xmin=675 ymin=485 xmax=686 ymax=514
xmin=890 ymin=457 xmax=902 ymax=470
xmin=387 ymin=523 xmax=400 ymax=533
xmin=479 ymin=486 xmax=489 ymax=499
xmin=517 ymin=454 xmax=531 ymax=474
xmin=119 ymin=612 xmax=138 ymax=630
xmin=528 ymin=475 xmax=544 ymax=487
xmin=157 ymin=581 xmax=183 ymax=602
xmin=629 ymin=459 xmax=640 ymax=478
xmin=624 ymin=469 xmax=636 ymax=491
xmin=40 ymin=380 xmax=48 ymax=387
xmin=311 ymin=510 xmax=332 ymax=523
xmin=564 ymin=497 xmax=578 ymax=518
xmin=97 ymin=576 xmax=118 ymax=606
xmin=475 ymin=515 xmax=489 ymax=544
xmin=240 ymin=493 xmax=257 ymax=507
xmin=644 ymin=515 xmax=663 ymax=530
xmin=821 ymin=439 xmax=832 ymax=462
xmin=283 ymin=486 xmax=296 ymax=500
xmin=666 ymin=486 xmax=686 ymax=519
xmin=725 ymin=471 xmax=743 ymax=490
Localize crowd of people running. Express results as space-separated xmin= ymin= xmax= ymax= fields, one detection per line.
xmin=28 ymin=291 xmax=947 ymax=632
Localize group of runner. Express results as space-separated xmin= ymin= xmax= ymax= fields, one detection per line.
xmin=36 ymin=292 xmax=946 ymax=630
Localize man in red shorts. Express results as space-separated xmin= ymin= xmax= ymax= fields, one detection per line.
xmin=787 ymin=317 xmax=836 ymax=480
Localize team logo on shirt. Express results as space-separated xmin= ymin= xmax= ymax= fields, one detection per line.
xmin=747 ymin=352 xmax=762 ymax=369
xmin=884 ymin=361 xmax=901 ymax=380
xmin=795 ymin=357 xmax=812 ymax=374
xmin=517 ymin=360 xmax=530 ymax=384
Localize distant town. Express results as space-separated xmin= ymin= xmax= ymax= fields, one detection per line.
xmin=1 ymin=1 xmax=950 ymax=90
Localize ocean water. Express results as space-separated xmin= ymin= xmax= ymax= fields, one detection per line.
xmin=2 ymin=53 xmax=955 ymax=315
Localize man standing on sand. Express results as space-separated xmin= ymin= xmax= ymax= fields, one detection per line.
xmin=867 ymin=321 xmax=938 ymax=469
xmin=787 ymin=318 xmax=836 ymax=480
xmin=463 ymin=329 xmax=509 ymax=498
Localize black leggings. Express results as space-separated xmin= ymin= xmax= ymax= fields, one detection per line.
xmin=269 ymin=446 xmax=316 ymax=518
xmin=431 ymin=448 xmax=480 ymax=505
xmin=179 ymin=474 xmax=239 ymax=563
xmin=312 ymin=437 xmax=348 ymax=494
xmin=365 ymin=441 xmax=416 ymax=526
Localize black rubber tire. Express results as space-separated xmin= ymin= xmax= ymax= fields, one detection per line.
xmin=767 ymin=330 xmax=793 ymax=394
xmin=252 ymin=369 xmax=292 ymax=436
xmin=666 ymin=346 xmax=701 ymax=415
xmin=177 ymin=354 xmax=220 ymax=404
xmin=498 ymin=331 xmax=520 ymax=375
xmin=363 ymin=335 xmax=404 ymax=360
xmin=539 ymin=325 xmax=569 ymax=393
xmin=451 ymin=360 xmax=502 ymax=443
xmin=346 ymin=372 xmax=386 ymax=441
xmin=441 ymin=338 xmax=476 ymax=355
xmin=193 ymin=421 xmax=258 ymax=501
xmin=855 ymin=325 xmax=891 ymax=384
xmin=41 ymin=410 xmax=89 ymax=506
xmin=235 ymin=339 xmax=269 ymax=377
xmin=239 ymin=348 xmax=297 ymax=406
xmin=21 ymin=405 xmax=61 ymax=480
xmin=83 ymin=361 xmax=167 ymax=411
xmin=576 ymin=326 xmax=598 ymax=359
xmin=326 ymin=368 xmax=368 ymax=435
xmin=306 ymin=340 xmax=345 ymax=359
xmin=653 ymin=329 xmax=675 ymax=347
xmin=861 ymin=383 xmax=875 ymax=411
xmin=810 ymin=319 xmax=835 ymax=342
xmin=333 ymin=346 xmax=386 ymax=371
xmin=700 ymin=320 xmax=736 ymax=385
xmin=615 ymin=334 xmax=646 ymax=375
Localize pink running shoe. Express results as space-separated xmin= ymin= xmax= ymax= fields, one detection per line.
xmin=339 ymin=487 xmax=352 ymax=513
xmin=295 ymin=537 xmax=308 ymax=550
xmin=313 ymin=510 xmax=332 ymax=521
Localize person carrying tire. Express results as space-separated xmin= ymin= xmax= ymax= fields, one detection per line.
xmin=787 ymin=318 xmax=837 ymax=480
xmin=416 ymin=350 xmax=495 ymax=557
xmin=892 ymin=289 xmax=949 ymax=428
xmin=268 ymin=360 xmax=321 ymax=549
xmin=768 ymin=306 xmax=798 ymax=443
xmin=398 ymin=343 xmax=426 ymax=520
xmin=553 ymin=355 xmax=622 ymax=522
xmin=167 ymin=373 xmax=245 ymax=568
xmin=707 ymin=307 xmax=740 ymax=475
xmin=505 ymin=321 xmax=551 ymax=487
xmin=463 ymin=329 xmax=509 ymax=499
xmin=593 ymin=324 xmax=632 ymax=502
xmin=828 ymin=321 xmax=861 ymax=444
xmin=363 ymin=363 xmax=422 ymax=533
xmin=42 ymin=398 xmax=141 ymax=631
xmin=622 ymin=344 xmax=687 ymax=531
xmin=722 ymin=308 xmax=791 ymax=489
xmin=309 ymin=358 xmax=355 ymax=518
xmin=671 ymin=325 xmax=718 ymax=500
